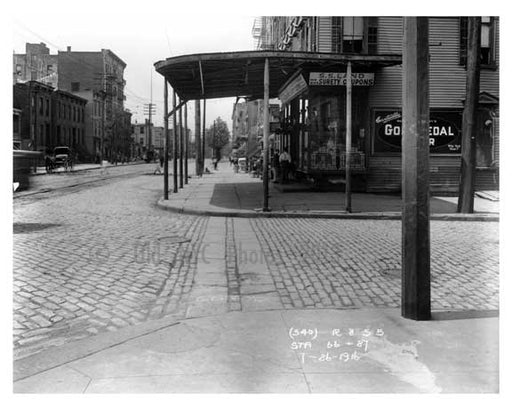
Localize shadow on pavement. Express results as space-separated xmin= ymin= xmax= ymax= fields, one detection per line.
xmin=431 ymin=310 xmax=499 ymax=321
xmin=210 ymin=181 xmax=460 ymax=213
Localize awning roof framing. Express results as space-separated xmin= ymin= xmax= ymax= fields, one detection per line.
xmin=154 ymin=50 xmax=402 ymax=101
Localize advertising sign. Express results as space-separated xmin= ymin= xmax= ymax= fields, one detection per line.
xmin=309 ymin=72 xmax=375 ymax=86
xmin=373 ymin=110 xmax=462 ymax=153
xmin=279 ymin=74 xmax=308 ymax=105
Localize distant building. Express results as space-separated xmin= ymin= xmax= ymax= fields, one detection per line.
xmin=13 ymin=109 xmax=22 ymax=149
xmin=57 ymin=46 xmax=127 ymax=160
xmin=13 ymin=42 xmax=58 ymax=87
xmin=13 ymin=81 xmax=86 ymax=155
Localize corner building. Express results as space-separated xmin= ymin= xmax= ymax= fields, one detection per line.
xmin=254 ymin=17 xmax=499 ymax=193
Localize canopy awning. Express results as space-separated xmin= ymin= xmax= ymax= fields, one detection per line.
xmin=154 ymin=50 xmax=402 ymax=101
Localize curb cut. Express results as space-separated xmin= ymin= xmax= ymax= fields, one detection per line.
xmin=156 ymin=199 xmax=499 ymax=221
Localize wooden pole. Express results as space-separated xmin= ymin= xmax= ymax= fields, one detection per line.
xmin=195 ymin=100 xmax=202 ymax=176
xmin=345 ymin=61 xmax=352 ymax=213
xmin=163 ymin=79 xmax=169 ymax=200
xmin=262 ymin=57 xmax=270 ymax=211
xmin=179 ymin=98 xmax=184 ymax=188
xmin=458 ymin=17 xmax=481 ymax=213
xmin=172 ymin=91 xmax=178 ymax=193
xmin=184 ymin=102 xmax=188 ymax=183
xmin=401 ymin=16 xmax=431 ymax=321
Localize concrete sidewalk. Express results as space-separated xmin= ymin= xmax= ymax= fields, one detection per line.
xmin=13 ymin=308 xmax=498 ymax=393
xmin=157 ymin=161 xmax=499 ymax=220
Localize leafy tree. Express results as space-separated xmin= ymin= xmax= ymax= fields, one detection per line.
xmin=206 ymin=117 xmax=230 ymax=160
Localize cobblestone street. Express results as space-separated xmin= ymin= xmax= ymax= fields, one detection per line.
xmin=13 ymin=164 xmax=499 ymax=362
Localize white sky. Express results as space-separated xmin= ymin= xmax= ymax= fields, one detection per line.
xmin=11 ymin=2 xmax=260 ymax=135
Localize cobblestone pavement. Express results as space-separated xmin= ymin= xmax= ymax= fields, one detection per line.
xmin=249 ymin=218 xmax=499 ymax=311
xmin=13 ymin=164 xmax=499 ymax=361
xmin=13 ymin=164 xmax=207 ymax=360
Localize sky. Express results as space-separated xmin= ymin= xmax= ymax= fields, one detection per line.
xmin=11 ymin=1 xmax=259 ymax=136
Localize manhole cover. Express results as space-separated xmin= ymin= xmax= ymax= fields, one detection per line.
xmin=381 ymin=268 xmax=401 ymax=277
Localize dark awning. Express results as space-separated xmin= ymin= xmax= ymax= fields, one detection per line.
xmin=154 ymin=50 xmax=401 ymax=101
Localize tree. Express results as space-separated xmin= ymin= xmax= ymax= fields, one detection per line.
xmin=206 ymin=117 xmax=230 ymax=160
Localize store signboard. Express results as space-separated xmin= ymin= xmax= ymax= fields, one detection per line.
xmin=309 ymin=72 xmax=375 ymax=86
xmin=279 ymin=74 xmax=308 ymax=105
xmin=373 ymin=110 xmax=462 ymax=153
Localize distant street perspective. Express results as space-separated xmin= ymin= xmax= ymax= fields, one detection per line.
xmin=12 ymin=13 xmax=500 ymax=395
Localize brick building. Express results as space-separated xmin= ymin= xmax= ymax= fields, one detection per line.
xmin=56 ymin=47 xmax=129 ymax=160
xmin=13 ymin=43 xmax=58 ymax=87
xmin=13 ymin=81 xmax=86 ymax=154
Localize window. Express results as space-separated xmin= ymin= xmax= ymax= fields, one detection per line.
xmin=460 ymin=17 xmax=496 ymax=67
xmin=71 ymin=82 xmax=80 ymax=92
xmin=140 ymin=126 xmax=144 ymax=134
xmin=343 ymin=17 xmax=364 ymax=53
xmin=47 ymin=65 xmax=53 ymax=72
xmin=45 ymin=99 xmax=49 ymax=117
xmin=367 ymin=17 xmax=378 ymax=54
xmin=39 ymin=97 xmax=44 ymax=115
xmin=332 ymin=17 xmax=342 ymax=53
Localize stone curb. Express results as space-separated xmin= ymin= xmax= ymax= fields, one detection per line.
xmin=13 ymin=314 xmax=183 ymax=382
xmin=156 ymin=198 xmax=499 ymax=222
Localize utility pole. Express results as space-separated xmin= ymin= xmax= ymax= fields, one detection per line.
xmin=144 ymin=69 xmax=156 ymax=159
xmin=458 ymin=17 xmax=481 ymax=213
xmin=212 ymin=119 xmax=216 ymax=162
xmin=401 ymin=16 xmax=431 ymax=321
xmin=195 ymin=100 xmax=202 ymax=176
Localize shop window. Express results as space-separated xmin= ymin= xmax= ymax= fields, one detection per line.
xmin=460 ymin=17 xmax=496 ymax=67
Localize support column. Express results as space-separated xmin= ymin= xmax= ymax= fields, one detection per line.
xmin=172 ymin=91 xmax=178 ymax=193
xmin=401 ymin=17 xmax=431 ymax=321
xmin=179 ymin=98 xmax=184 ymax=188
xmin=163 ymin=79 xmax=169 ymax=199
xmin=345 ymin=61 xmax=352 ymax=213
xmin=202 ymin=99 xmax=206 ymax=173
xmin=195 ymin=100 xmax=202 ymax=176
xmin=184 ymin=102 xmax=188 ymax=183
xmin=262 ymin=57 xmax=270 ymax=212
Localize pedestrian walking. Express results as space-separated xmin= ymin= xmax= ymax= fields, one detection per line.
xmin=279 ymin=148 xmax=291 ymax=184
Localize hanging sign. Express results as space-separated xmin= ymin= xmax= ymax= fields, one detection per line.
xmin=373 ymin=110 xmax=462 ymax=153
xmin=309 ymin=72 xmax=375 ymax=86
xmin=279 ymin=74 xmax=308 ymax=105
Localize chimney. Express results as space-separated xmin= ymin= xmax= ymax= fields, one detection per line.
xmin=67 ymin=46 xmax=71 ymax=52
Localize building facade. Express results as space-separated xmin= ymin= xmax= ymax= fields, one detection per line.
xmin=13 ymin=81 xmax=86 ymax=155
xmin=253 ymin=17 xmax=499 ymax=193
xmin=57 ymin=47 xmax=128 ymax=160
xmin=13 ymin=43 xmax=58 ymax=87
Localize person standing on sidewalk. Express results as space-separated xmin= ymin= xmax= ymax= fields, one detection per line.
xmin=272 ymin=150 xmax=280 ymax=182
xmin=279 ymin=148 xmax=291 ymax=184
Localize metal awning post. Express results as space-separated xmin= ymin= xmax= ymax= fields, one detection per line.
xmin=345 ymin=61 xmax=352 ymax=213
xmin=172 ymin=90 xmax=178 ymax=193
xmin=163 ymin=79 xmax=169 ymax=199
xmin=202 ymin=99 xmax=206 ymax=173
xmin=179 ymin=98 xmax=184 ymax=188
xmin=184 ymin=102 xmax=188 ymax=184
xmin=262 ymin=57 xmax=270 ymax=212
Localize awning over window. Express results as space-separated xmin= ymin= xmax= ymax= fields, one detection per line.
xmin=154 ymin=50 xmax=401 ymax=101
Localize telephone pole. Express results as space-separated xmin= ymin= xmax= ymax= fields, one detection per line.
xmin=458 ymin=17 xmax=481 ymax=213
xmin=401 ymin=16 xmax=431 ymax=321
